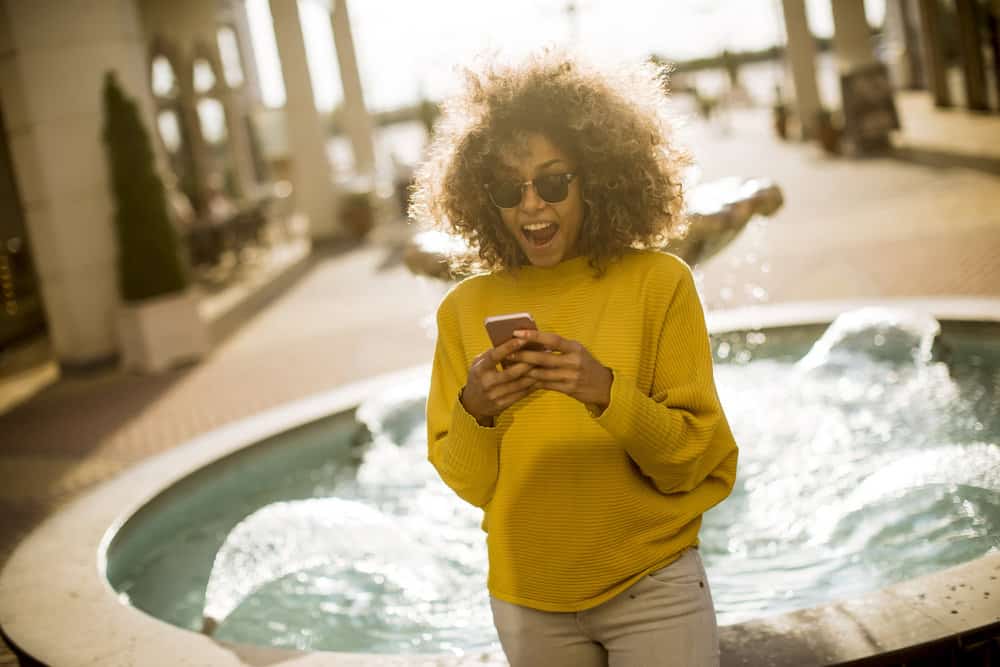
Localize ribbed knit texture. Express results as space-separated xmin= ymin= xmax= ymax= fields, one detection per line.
xmin=426 ymin=250 xmax=739 ymax=612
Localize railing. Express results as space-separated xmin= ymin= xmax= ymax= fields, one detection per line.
xmin=176 ymin=191 xmax=283 ymax=283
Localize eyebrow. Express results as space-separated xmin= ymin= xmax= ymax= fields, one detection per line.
xmin=495 ymin=158 xmax=570 ymax=178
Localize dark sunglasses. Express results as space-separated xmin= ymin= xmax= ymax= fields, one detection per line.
xmin=484 ymin=172 xmax=577 ymax=209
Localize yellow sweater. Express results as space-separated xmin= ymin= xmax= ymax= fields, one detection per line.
xmin=426 ymin=250 xmax=738 ymax=612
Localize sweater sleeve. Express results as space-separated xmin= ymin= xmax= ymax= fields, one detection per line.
xmin=426 ymin=297 xmax=503 ymax=508
xmin=595 ymin=264 xmax=738 ymax=495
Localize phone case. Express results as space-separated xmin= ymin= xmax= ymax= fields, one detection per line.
xmin=484 ymin=313 xmax=545 ymax=351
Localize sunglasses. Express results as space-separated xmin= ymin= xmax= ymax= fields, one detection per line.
xmin=485 ymin=172 xmax=577 ymax=209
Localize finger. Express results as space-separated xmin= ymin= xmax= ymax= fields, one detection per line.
xmin=510 ymin=350 xmax=574 ymax=368
xmin=513 ymin=329 xmax=578 ymax=354
xmin=471 ymin=350 xmax=498 ymax=377
xmin=489 ymin=337 xmax=527 ymax=365
xmin=527 ymin=367 xmax=577 ymax=382
xmin=534 ymin=381 xmax=575 ymax=394
xmin=496 ymin=361 xmax=536 ymax=382
xmin=488 ymin=375 xmax=537 ymax=401
xmin=494 ymin=386 xmax=536 ymax=409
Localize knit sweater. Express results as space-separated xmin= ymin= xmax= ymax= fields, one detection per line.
xmin=426 ymin=250 xmax=738 ymax=612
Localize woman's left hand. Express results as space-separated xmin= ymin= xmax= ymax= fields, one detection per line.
xmin=510 ymin=329 xmax=613 ymax=413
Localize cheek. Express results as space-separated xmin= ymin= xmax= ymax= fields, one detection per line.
xmin=499 ymin=210 xmax=521 ymax=240
xmin=499 ymin=209 xmax=516 ymax=230
xmin=563 ymin=197 xmax=585 ymax=235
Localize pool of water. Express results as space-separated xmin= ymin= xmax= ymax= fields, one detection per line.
xmin=107 ymin=309 xmax=1000 ymax=655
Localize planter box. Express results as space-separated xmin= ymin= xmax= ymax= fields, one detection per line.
xmin=117 ymin=289 xmax=209 ymax=373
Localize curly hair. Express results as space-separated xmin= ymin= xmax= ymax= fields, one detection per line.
xmin=409 ymin=48 xmax=691 ymax=275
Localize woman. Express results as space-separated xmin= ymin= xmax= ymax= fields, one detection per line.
xmin=411 ymin=50 xmax=739 ymax=667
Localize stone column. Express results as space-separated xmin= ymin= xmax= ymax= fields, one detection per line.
xmin=0 ymin=0 xmax=158 ymax=366
xmin=989 ymin=2 xmax=1000 ymax=109
xmin=781 ymin=0 xmax=823 ymax=139
xmin=205 ymin=43 xmax=259 ymax=198
xmin=222 ymin=0 xmax=264 ymax=106
xmin=955 ymin=0 xmax=989 ymax=111
xmin=269 ymin=0 xmax=337 ymax=239
xmin=917 ymin=0 xmax=951 ymax=107
xmin=883 ymin=0 xmax=926 ymax=89
xmin=172 ymin=47 xmax=214 ymax=213
xmin=831 ymin=0 xmax=877 ymax=73
xmin=330 ymin=0 xmax=376 ymax=176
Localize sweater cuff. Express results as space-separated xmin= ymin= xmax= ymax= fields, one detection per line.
xmin=439 ymin=393 xmax=502 ymax=472
xmin=593 ymin=370 xmax=648 ymax=442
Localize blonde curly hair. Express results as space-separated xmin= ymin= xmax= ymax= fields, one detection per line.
xmin=409 ymin=49 xmax=691 ymax=275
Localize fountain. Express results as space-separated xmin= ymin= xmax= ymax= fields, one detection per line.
xmin=1 ymin=179 xmax=998 ymax=665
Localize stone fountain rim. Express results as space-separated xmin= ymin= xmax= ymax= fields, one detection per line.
xmin=2 ymin=296 xmax=999 ymax=667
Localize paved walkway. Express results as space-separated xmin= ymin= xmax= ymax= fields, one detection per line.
xmin=1 ymin=90 xmax=999 ymax=665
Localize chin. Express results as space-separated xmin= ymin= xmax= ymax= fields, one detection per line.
xmin=523 ymin=249 xmax=563 ymax=267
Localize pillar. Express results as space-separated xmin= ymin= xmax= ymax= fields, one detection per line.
xmin=171 ymin=46 xmax=214 ymax=212
xmin=989 ymin=2 xmax=1000 ymax=110
xmin=831 ymin=0 xmax=877 ymax=73
xmin=330 ymin=0 xmax=375 ymax=177
xmin=269 ymin=0 xmax=337 ymax=239
xmin=0 ymin=0 xmax=157 ymax=366
xmin=204 ymin=42 xmax=259 ymax=198
xmin=222 ymin=0 xmax=264 ymax=107
xmin=883 ymin=0 xmax=927 ymax=89
xmin=955 ymin=0 xmax=989 ymax=111
xmin=917 ymin=0 xmax=952 ymax=107
xmin=781 ymin=0 xmax=823 ymax=139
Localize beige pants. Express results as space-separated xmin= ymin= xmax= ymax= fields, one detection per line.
xmin=489 ymin=548 xmax=720 ymax=667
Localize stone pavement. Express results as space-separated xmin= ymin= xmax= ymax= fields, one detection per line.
xmin=1 ymin=90 xmax=999 ymax=666
xmin=678 ymin=91 xmax=1000 ymax=311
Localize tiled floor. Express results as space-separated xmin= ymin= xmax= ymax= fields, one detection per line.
xmin=1 ymin=91 xmax=999 ymax=665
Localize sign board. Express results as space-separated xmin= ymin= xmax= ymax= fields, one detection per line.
xmin=840 ymin=63 xmax=900 ymax=146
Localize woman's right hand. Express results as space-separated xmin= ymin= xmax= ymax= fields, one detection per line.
xmin=460 ymin=338 xmax=537 ymax=426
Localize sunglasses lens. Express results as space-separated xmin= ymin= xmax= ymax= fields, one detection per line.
xmin=487 ymin=174 xmax=572 ymax=208
xmin=535 ymin=174 xmax=569 ymax=203
xmin=489 ymin=181 xmax=522 ymax=208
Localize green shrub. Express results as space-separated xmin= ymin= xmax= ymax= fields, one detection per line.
xmin=102 ymin=72 xmax=189 ymax=302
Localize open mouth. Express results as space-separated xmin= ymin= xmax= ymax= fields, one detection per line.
xmin=521 ymin=222 xmax=559 ymax=247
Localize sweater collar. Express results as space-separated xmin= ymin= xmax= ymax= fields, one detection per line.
xmin=503 ymin=254 xmax=594 ymax=284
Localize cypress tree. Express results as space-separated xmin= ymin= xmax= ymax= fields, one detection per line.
xmin=102 ymin=71 xmax=188 ymax=302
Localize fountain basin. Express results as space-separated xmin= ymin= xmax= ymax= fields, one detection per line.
xmin=1 ymin=298 xmax=998 ymax=666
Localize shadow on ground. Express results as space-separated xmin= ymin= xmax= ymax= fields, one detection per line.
xmin=889 ymin=146 xmax=1000 ymax=176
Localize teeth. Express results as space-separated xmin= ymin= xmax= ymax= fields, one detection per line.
xmin=522 ymin=222 xmax=555 ymax=231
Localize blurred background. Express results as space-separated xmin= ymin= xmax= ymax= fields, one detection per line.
xmin=1 ymin=0 xmax=999 ymax=662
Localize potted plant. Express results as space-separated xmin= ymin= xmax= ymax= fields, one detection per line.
xmin=102 ymin=72 xmax=208 ymax=372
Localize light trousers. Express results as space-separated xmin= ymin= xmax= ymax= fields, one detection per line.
xmin=489 ymin=547 xmax=720 ymax=667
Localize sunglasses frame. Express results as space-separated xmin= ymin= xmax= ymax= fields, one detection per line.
xmin=484 ymin=172 xmax=577 ymax=209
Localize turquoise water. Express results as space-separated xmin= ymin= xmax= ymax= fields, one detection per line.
xmin=108 ymin=311 xmax=1000 ymax=654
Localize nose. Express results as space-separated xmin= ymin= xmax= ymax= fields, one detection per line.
xmin=519 ymin=180 xmax=546 ymax=212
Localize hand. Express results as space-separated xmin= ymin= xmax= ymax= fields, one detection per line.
xmin=509 ymin=329 xmax=613 ymax=413
xmin=460 ymin=337 xmax=538 ymax=426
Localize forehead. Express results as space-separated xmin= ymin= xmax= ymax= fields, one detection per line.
xmin=495 ymin=132 xmax=572 ymax=174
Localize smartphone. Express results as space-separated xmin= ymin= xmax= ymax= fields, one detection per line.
xmin=484 ymin=313 xmax=546 ymax=365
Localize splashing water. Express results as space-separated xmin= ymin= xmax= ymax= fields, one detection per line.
xmin=201 ymin=498 xmax=446 ymax=632
xmin=797 ymin=307 xmax=942 ymax=372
